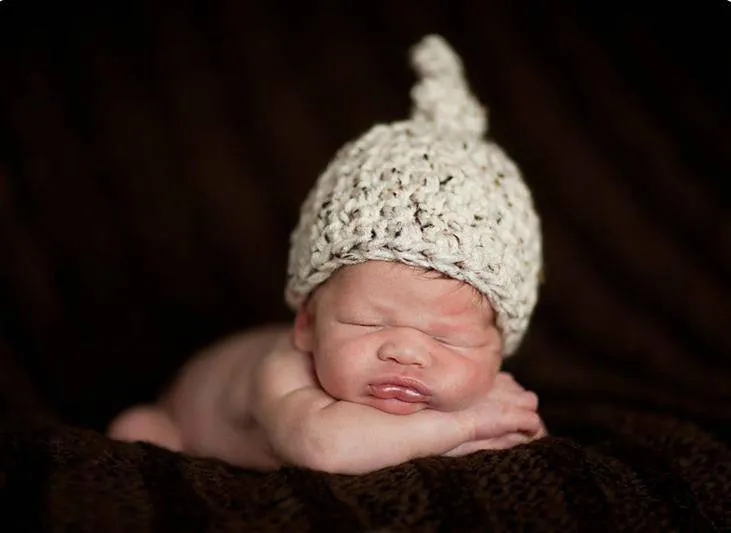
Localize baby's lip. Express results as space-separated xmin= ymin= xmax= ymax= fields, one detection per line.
xmin=368 ymin=377 xmax=432 ymax=403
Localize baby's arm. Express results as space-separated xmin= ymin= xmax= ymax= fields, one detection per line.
xmin=239 ymin=336 xmax=540 ymax=475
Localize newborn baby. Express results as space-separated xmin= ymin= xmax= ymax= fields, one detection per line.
xmin=108 ymin=34 xmax=547 ymax=474
xmin=109 ymin=261 xmax=544 ymax=474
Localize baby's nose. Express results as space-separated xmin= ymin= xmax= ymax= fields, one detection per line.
xmin=377 ymin=332 xmax=429 ymax=367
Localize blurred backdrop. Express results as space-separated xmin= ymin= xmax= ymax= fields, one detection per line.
xmin=0 ymin=0 xmax=729 ymax=434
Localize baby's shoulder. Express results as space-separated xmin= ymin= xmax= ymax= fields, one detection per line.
xmin=220 ymin=324 xmax=292 ymax=359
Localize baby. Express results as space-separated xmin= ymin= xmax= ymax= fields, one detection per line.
xmin=107 ymin=35 xmax=546 ymax=475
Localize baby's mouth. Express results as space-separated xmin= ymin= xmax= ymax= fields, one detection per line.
xmin=368 ymin=380 xmax=431 ymax=403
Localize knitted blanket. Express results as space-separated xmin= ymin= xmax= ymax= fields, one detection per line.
xmin=1 ymin=1 xmax=730 ymax=531
xmin=1 ymin=393 xmax=729 ymax=531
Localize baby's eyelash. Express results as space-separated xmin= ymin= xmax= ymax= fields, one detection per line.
xmin=343 ymin=320 xmax=381 ymax=328
xmin=434 ymin=336 xmax=479 ymax=348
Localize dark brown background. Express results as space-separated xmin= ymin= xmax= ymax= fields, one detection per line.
xmin=0 ymin=0 xmax=730 ymax=440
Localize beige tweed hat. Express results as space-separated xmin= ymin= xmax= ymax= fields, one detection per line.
xmin=285 ymin=34 xmax=542 ymax=356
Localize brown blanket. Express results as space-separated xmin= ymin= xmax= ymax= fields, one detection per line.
xmin=1 ymin=0 xmax=730 ymax=531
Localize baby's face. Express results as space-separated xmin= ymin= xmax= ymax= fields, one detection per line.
xmin=293 ymin=261 xmax=502 ymax=415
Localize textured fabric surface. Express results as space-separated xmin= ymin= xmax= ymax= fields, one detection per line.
xmin=0 ymin=0 xmax=730 ymax=531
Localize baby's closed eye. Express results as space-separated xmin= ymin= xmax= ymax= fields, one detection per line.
xmin=432 ymin=334 xmax=488 ymax=349
xmin=433 ymin=336 xmax=468 ymax=347
xmin=338 ymin=317 xmax=383 ymax=328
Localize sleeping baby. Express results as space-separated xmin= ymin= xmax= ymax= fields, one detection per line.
xmin=107 ymin=34 xmax=547 ymax=474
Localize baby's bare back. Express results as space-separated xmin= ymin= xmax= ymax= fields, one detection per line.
xmin=161 ymin=324 xmax=290 ymax=469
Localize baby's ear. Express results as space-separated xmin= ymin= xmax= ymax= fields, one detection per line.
xmin=293 ymin=302 xmax=315 ymax=352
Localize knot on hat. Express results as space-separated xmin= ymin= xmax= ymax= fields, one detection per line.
xmin=409 ymin=34 xmax=487 ymax=139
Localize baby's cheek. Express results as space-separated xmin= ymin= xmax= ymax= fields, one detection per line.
xmin=451 ymin=358 xmax=496 ymax=407
xmin=315 ymin=338 xmax=370 ymax=396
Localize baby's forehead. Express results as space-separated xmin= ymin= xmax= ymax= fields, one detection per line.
xmin=316 ymin=261 xmax=493 ymax=314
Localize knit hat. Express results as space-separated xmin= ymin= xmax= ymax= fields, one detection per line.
xmin=285 ymin=34 xmax=542 ymax=356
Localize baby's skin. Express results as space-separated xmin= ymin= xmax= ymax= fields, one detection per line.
xmin=108 ymin=261 xmax=546 ymax=474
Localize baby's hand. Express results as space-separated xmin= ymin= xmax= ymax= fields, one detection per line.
xmin=445 ymin=372 xmax=545 ymax=457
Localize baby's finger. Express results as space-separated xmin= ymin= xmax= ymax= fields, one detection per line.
xmin=481 ymin=432 xmax=534 ymax=450
xmin=476 ymin=407 xmax=542 ymax=439
xmin=445 ymin=433 xmax=533 ymax=456
xmin=486 ymin=386 xmax=539 ymax=411
xmin=443 ymin=441 xmax=477 ymax=457
xmin=493 ymin=372 xmax=523 ymax=392
xmin=515 ymin=390 xmax=539 ymax=410
xmin=494 ymin=389 xmax=539 ymax=411
xmin=491 ymin=374 xmax=539 ymax=401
